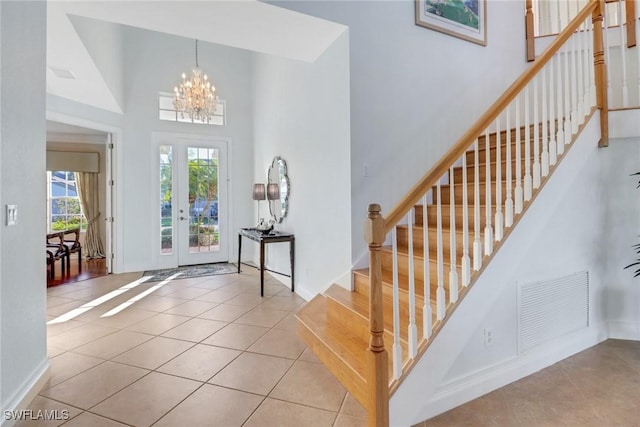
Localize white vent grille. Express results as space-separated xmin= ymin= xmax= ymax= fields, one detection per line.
xmin=518 ymin=271 xmax=589 ymax=354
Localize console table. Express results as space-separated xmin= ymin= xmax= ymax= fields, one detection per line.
xmin=237 ymin=228 xmax=295 ymax=297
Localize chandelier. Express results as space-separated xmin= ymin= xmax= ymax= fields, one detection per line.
xmin=173 ymin=39 xmax=217 ymax=123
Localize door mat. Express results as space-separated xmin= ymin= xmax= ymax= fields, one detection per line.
xmin=142 ymin=262 xmax=237 ymax=282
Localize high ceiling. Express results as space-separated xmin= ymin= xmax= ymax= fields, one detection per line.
xmin=46 ymin=0 xmax=347 ymax=114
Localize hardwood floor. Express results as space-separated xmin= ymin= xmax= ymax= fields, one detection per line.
xmin=47 ymin=257 xmax=108 ymax=287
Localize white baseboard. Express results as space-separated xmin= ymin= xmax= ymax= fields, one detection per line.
xmin=295 ymin=286 xmax=316 ymax=302
xmin=1 ymin=360 xmax=50 ymax=427
xmin=419 ymin=325 xmax=607 ymax=422
xmin=607 ymin=320 xmax=640 ymax=340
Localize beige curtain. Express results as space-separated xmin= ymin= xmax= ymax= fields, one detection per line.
xmin=75 ymin=172 xmax=105 ymax=258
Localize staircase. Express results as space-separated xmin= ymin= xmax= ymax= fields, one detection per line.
xmin=296 ymin=1 xmax=610 ymax=425
xmin=296 ymin=125 xmax=573 ymax=403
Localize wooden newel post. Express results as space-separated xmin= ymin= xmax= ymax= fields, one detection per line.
xmin=592 ymin=0 xmax=609 ymax=147
xmin=525 ymin=0 xmax=536 ymax=62
xmin=364 ymin=204 xmax=389 ymax=427
xmin=625 ymin=0 xmax=636 ymax=48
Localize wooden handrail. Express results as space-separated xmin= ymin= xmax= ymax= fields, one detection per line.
xmin=382 ymin=0 xmax=599 ymax=233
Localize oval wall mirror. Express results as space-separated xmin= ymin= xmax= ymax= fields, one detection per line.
xmin=267 ymin=156 xmax=290 ymax=223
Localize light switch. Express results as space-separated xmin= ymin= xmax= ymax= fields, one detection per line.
xmin=6 ymin=204 xmax=17 ymax=226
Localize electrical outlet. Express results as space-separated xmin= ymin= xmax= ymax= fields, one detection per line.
xmin=484 ymin=328 xmax=494 ymax=347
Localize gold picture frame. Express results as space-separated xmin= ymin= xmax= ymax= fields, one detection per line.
xmin=415 ymin=0 xmax=487 ymax=46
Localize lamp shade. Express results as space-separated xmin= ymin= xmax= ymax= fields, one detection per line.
xmin=267 ymin=183 xmax=280 ymax=200
xmin=252 ymin=183 xmax=266 ymax=201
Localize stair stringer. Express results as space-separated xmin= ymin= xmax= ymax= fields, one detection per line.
xmin=389 ymin=113 xmax=605 ymax=426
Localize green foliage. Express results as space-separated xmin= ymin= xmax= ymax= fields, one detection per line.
xmin=625 ymin=242 xmax=640 ymax=277
xmin=188 ymin=158 xmax=218 ymax=203
xmin=51 ymin=217 xmax=84 ymax=231
xmin=188 ymin=157 xmax=218 ymax=240
xmin=624 ymin=172 xmax=640 ymax=278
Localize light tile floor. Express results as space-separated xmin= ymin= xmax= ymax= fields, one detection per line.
xmin=26 ymin=268 xmax=367 ymax=427
xmin=417 ymin=339 xmax=640 ymax=426
xmin=25 ymin=268 xmax=640 ymax=427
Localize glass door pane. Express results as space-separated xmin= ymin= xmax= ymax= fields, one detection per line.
xmin=187 ymin=147 xmax=219 ymax=253
xmin=176 ymin=139 xmax=228 ymax=266
xmin=159 ymin=145 xmax=173 ymax=254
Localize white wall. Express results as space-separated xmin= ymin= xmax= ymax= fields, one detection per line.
xmin=390 ymin=115 xmax=609 ymax=425
xmin=119 ymin=28 xmax=254 ymax=272
xmin=69 ymin=15 xmax=125 ymax=112
xmin=603 ymin=136 xmax=640 ymax=338
xmin=0 ymin=0 xmax=49 ymax=418
xmin=270 ymin=0 xmax=530 ymax=264
xmin=251 ymin=31 xmax=352 ymax=299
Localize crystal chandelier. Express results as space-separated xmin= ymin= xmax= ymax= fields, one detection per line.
xmin=173 ymin=39 xmax=217 ymax=123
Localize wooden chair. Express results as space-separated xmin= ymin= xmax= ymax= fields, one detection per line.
xmin=46 ymin=232 xmax=68 ymax=277
xmin=62 ymin=228 xmax=82 ymax=271
xmin=46 ymin=250 xmax=55 ymax=279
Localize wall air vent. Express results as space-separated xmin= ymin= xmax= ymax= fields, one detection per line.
xmin=518 ymin=271 xmax=589 ymax=354
xmin=48 ymin=66 xmax=76 ymax=79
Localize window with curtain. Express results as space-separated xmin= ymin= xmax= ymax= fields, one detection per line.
xmin=47 ymin=171 xmax=87 ymax=231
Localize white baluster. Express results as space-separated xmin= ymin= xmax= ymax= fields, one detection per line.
xmin=570 ymin=6 xmax=579 ymax=133
xmin=391 ymin=227 xmax=403 ymax=379
xmin=422 ymin=195 xmax=432 ymax=339
xmin=407 ymin=210 xmax=418 ymax=358
xmin=472 ymin=140 xmax=482 ymax=270
xmin=461 ymin=154 xmax=471 ymax=286
xmin=533 ymin=75 xmax=541 ymax=188
xmin=618 ymin=0 xmax=629 ymax=107
xmin=484 ymin=129 xmax=493 ymax=255
xmin=524 ymin=84 xmax=533 ymax=201
xmin=563 ymin=13 xmax=573 ymax=145
xmin=604 ymin=3 xmax=613 ymax=109
xmin=541 ymin=65 xmax=550 ymax=177
xmin=449 ymin=168 xmax=458 ymax=303
xmin=505 ymin=104 xmax=514 ymax=227
xmin=436 ymin=181 xmax=445 ymax=321
xmin=576 ymin=14 xmax=585 ymax=119
xmin=514 ymin=94 xmax=524 ymax=214
xmin=494 ymin=119 xmax=504 ymax=241
xmin=582 ymin=19 xmax=593 ymax=114
xmin=555 ymin=54 xmax=565 ymax=156
xmin=548 ymin=57 xmax=558 ymax=166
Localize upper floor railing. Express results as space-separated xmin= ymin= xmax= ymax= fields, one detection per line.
xmin=529 ymin=0 xmax=639 ymax=108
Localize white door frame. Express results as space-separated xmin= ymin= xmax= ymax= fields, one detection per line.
xmin=152 ymin=132 xmax=232 ymax=269
xmin=46 ymin=112 xmax=121 ymax=273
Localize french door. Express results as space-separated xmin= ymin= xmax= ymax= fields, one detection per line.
xmin=158 ymin=135 xmax=229 ymax=267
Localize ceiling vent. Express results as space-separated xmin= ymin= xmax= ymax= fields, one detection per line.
xmin=48 ymin=66 xmax=76 ymax=79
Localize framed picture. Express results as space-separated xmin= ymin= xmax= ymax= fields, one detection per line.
xmin=415 ymin=0 xmax=487 ymax=46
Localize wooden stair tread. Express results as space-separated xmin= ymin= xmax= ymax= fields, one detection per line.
xmin=325 ymin=285 xmax=428 ymax=343
xmin=296 ymin=295 xmax=369 ymax=383
xmin=381 ymin=244 xmax=461 ymax=266
xmin=354 ymin=267 xmax=435 ymax=291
